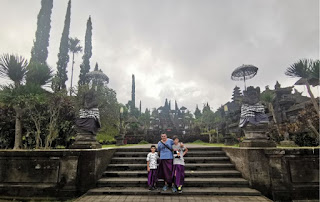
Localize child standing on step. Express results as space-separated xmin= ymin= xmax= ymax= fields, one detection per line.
xmin=146 ymin=145 xmax=159 ymax=190
xmin=172 ymin=136 xmax=188 ymax=193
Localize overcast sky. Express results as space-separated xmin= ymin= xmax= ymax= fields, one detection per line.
xmin=0 ymin=0 xmax=319 ymax=112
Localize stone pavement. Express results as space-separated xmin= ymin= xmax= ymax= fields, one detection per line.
xmin=75 ymin=195 xmax=273 ymax=202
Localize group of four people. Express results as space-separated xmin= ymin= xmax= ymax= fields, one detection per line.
xmin=146 ymin=133 xmax=188 ymax=193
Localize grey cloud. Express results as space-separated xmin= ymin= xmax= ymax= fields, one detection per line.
xmin=0 ymin=0 xmax=318 ymax=113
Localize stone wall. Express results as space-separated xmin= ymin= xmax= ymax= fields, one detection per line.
xmin=222 ymin=147 xmax=319 ymax=201
xmin=0 ymin=148 xmax=115 ymax=199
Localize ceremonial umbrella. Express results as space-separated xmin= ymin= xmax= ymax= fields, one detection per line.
xmin=231 ymin=64 xmax=258 ymax=90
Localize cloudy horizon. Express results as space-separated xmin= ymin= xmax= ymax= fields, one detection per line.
xmin=0 ymin=0 xmax=319 ymax=113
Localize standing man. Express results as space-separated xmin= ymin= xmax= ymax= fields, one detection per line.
xmin=157 ymin=133 xmax=174 ymax=191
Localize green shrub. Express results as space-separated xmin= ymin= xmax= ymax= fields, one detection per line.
xmin=192 ymin=140 xmax=205 ymax=144
xmin=293 ymin=132 xmax=319 ymax=147
xmin=139 ymin=140 xmax=149 ymax=144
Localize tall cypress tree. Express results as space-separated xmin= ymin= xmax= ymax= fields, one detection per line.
xmin=31 ymin=0 xmax=53 ymax=65
xmin=131 ymin=74 xmax=135 ymax=109
xmin=78 ymin=16 xmax=93 ymax=85
xmin=55 ymin=0 xmax=71 ymax=91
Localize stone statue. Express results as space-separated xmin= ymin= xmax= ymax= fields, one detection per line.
xmin=70 ymin=87 xmax=102 ymax=149
xmin=239 ymin=86 xmax=269 ymax=128
xmin=75 ymin=89 xmax=101 ymax=135
xmin=239 ymin=86 xmax=275 ymax=147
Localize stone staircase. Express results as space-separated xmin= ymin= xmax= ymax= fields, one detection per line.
xmin=87 ymin=147 xmax=261 ymax=196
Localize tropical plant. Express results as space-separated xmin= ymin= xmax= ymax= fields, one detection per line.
xmin=0 ymin=54 xmax=53 ymax=149
xmin=286 ymin=103 xmax=319 ymax=146
xmin=45 ymin=92 xmax=75 ymax=148
xmin=69 ymin=37 xmax=82 ymax=95
xmin=0 ymin=54 xmax=28 ymax=87
xmin=0 ymin=54 xmax=30 ymax=149
xmin=0 ymin=84 xmax=45 ymax=149
xmin=24 ymin=93 xmax=48 ymax=149
xmin=260 ymin=90 xmax=281 ymax=135
xmin=0 ymin=103 xmax=15 ymax=149
xmin=285 ymin=59 xmax=319 ymax=115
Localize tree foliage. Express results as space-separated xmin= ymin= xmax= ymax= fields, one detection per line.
xmin=285 ymin=59 xmax=314 ymax=78
xmin=26 ymin=62 xmax=53 ymax=86
xmin=194 ymin=105 xmax=202 ymax=119
xmin=76 ymin=84 xmax=119 ymax=144
xmin=285 ymin=59 xmax=319 ymax=115
xmin=0 ymin=103 xmax=15 ymax=149
xmin=78 ymin=16 xmax=92 ymax=86
xmin=30 ymin=0 xmax=53 ymax=64
xmin=55 ymin=0 xmax=71 ymax=91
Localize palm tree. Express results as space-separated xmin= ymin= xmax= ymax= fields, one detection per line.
xmin=0 ymin=54 xmax=28 ymax=149
xmin=285 ymin=59 xmax=319 ymax=115
xmin=69 ymin=37 xmax=82 ymax=95
xmin=260 ymin=89 xmax=281 ymax=136
xmin=0 ymin=54 xmax=28 ymax=88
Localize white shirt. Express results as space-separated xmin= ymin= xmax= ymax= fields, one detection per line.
xmin=146 ymin=152 xmax=159 ymax=169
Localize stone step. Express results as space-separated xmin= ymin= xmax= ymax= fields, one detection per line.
xmin=97 ymin=177 xmax=249 ymax=187
xmin=87 ymin=187 xmax=261 ymax=196
xmin=103 ymin=170 xmax=242 ymax=178
xmin=115 ymin=147 xmax=223 ymax=152
xmin=113 ymin=151 xmax=227 ymax=157
xmin=110 ymin=157 xmax=230 ymax=164
xmin=106 ymin=163 xmax=236 ymax=171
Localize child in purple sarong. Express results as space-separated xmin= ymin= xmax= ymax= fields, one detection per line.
xmin=146 ymin=145 xmax=159 ymax=190
xmin=172 ymin=136 xmax=188 ymax=193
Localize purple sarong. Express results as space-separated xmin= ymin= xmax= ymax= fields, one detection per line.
xmin=148 ymin=169 xmax=158 ymax=187
xmin=172 ymin=164 xmax=185 ymax=186
xmin=157 ymin=159 xmax=173 ymax=184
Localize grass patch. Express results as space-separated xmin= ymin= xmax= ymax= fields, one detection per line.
xmin=276 ymin=146 xmax=320 ymax=149
xmin=139 ymin=140 xmax=149 ymax=144
xmin=190 ymin=140 xmax=239 ymax=147
xmin=102 ymin=144 xmax=147 ymax=148
xmin=191 ymin=140 xmax=319 ymax=149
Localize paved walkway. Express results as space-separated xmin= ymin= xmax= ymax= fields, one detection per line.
xmin=75 ymin=195 xmax=273 ymax=202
